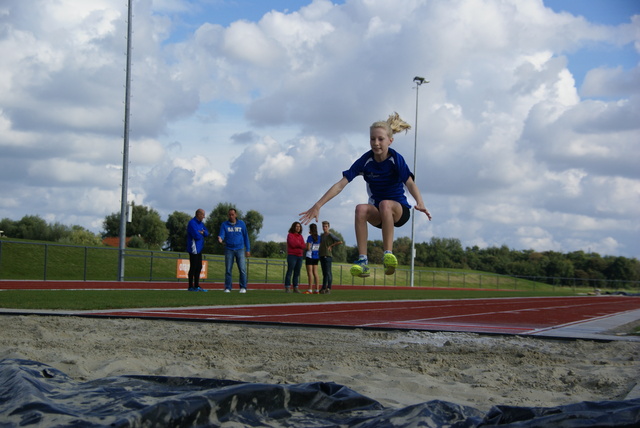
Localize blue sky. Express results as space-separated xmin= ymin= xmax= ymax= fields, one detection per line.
xmin=1 ymin=0 xmax=638 ymax=258
xmin=545 ymin=0 xmax=639 ymax=88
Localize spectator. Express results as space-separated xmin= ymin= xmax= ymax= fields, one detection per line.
xmin=186 ymin=208 xmax=209 ymax=292
xmin=318 ymin=221 xmax=342 ymax=294
xmin=218 ymin=208 xmax=250 ymax=293
xmin=284 ymin=221 xmax=306 ymax=293
xmin=305 ymin=223 xmax=321 ymax=294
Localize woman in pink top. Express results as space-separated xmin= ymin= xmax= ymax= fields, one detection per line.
xmin=285 ymin=222 xmax=306 ymax=293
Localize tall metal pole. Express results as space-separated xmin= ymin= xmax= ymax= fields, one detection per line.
xmin=118 ymin=0 xmax=133 ymax=281
xmin=410 ymin=77 xmax=428 ymax=287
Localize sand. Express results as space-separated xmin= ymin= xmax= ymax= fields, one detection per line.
xmin=1 ymin=315 xmax=639 ymax=412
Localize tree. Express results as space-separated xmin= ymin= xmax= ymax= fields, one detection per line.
xmin=165 ymin=211 xmax=191 ymax=252
xmin=0 ymin=218 xmax=17 ymax=238
xmin=58 ymin=226 xmax=103 ymax=246
xmin=543 ymin=251 xmax=575 ymax=284
xmin=102 ymin=212 xmax=120 ymax=238
xmin=252 ymin=241 xmax=285 ymax=258
xmin=15 ymin=215 xmax=49 ymax=240
xmin=605 ymin=256 xmax=638 ymax=283
xmin=328 ymin=228 xmax=347 ymax=263
xmin=102 ymin=203 xmax=168 ymax=249
xmin=127 ymin=235 xmax=147 ymax=249
xmin=415 ymin=242 xmax=431 ymax=267
xmin=244 ymin=209 xmax=264 ymax=247
xmin=47 ymin=222 xmax=72 ymax=242
xmin=366 ymin=240 xmax=384 ymax=264
xmin=422 ymin=237 xmax=460 ymax=268
xmin=393 ymin=236 xmax=412 ymax=266
xmin=141 ymin=212 xmax=169 ymax=249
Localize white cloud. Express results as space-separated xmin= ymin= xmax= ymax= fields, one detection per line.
xmin=0 ymin=0 xmax=638 ymax=259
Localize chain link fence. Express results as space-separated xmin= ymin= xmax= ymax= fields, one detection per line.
xmin=1 ymin=239 xmax=638 ymax=291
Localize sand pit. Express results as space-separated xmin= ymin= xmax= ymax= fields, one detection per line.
xmin=1 ymin=315 xmax=639 ymax=412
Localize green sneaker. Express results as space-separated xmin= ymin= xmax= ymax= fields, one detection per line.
xmin=350 ymin=259 xmax=370 ymax=278
xmin=383 ymin=253 xmax=397 ymax=275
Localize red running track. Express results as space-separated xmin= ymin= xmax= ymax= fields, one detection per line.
xmin=83 ymin=296 xmax=640 ymax=338
xmin=3 ymin=281 xmax=639 ymax=339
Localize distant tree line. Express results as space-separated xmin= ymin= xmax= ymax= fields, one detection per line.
xmin=0 ymin=215 xmax=103 ymax=246
xmin=2 ymin=209 xmax=638 ymax=285
xmin=408 ymin=237 xmax=640 ymax=286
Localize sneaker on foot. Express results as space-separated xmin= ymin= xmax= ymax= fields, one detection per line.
xmin=350 ymin=258 xmax=370 ymax=277
xmin=193 ymin=286 xmax=207 ymax=292
xmin=224 ymin=289 xmax=231 ymax=293
xmin=240 ymin=288 xmax=247 ymax=294
xmin=383 ymin=252 xmax=398 ymax=275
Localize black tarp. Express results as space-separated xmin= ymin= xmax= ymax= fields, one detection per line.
xmin=1 ymin=359 xmax=639 ymax=427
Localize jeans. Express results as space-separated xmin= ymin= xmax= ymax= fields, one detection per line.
xmin=224 ymin=248 xmax=247 ymax=289
xmin=320 ymin=256 xmax=333 ymax=289
xmin=285 ymin=254 xmax=303 ymax=287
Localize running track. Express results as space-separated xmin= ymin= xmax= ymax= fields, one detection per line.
xmin=2 ymin=281 xmax=640 ymax=341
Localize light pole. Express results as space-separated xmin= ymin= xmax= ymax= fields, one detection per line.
xmin=410 ymin=76 xmax=428 ymax=287
xmin=118 ymin=0 xmax=133 ymax=281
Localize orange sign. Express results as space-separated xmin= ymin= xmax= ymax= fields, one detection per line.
xmin=176 ymin=259 xmax=208 ymax=279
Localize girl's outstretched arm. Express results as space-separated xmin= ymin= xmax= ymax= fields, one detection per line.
xmin=405 ymin=176 xmax=432 ymax=220
xmin=299 ymin=177 xmax=349 ymax=225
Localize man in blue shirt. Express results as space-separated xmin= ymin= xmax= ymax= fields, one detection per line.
xmin=186 ymin=208 xmax=209 ymax=292
xmin=218 ymin=208 xmax=251 ymax=293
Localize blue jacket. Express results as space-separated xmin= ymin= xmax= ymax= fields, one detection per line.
xmin=219 ymin=220 xmax=250 ymax=252
xmin=186 ymin=217 xmax=209 ymax=254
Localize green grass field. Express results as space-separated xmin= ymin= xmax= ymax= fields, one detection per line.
xmin=0 ymin=288 xmax=578 ymax=311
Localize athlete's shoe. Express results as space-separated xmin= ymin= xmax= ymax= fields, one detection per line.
xmin=239 ymin=288 xmax=247 ymax=294
xmin=350 ymin=259 xmax=370 ymax=278
xmin=383 ymin=253 xmax=398 ymax=275
xmin=224 ymin=289 xmax=231 ymax=293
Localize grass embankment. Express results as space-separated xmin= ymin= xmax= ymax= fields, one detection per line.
xmin=0 ymin=237 xmax=556 ymax=289
xmin=0 ymin=237 xmax=585 ymax=311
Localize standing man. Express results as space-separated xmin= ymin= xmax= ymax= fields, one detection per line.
xmin=218 ymin=208 xmax=250 ymax=293
xmin=319 ymin=221 xmax=342 ymax=294
xmin=186 ymin=208 xmax=209 ymax=292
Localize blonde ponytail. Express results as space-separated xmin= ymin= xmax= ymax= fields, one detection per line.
xmin=370 ymin=112 xmax=411 ymax=137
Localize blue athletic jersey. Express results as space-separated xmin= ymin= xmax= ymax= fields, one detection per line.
xmin=342 ymin=148 xmax=414 ymax=208
xmin=306 ymin=235 xmax=320 ymax=259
